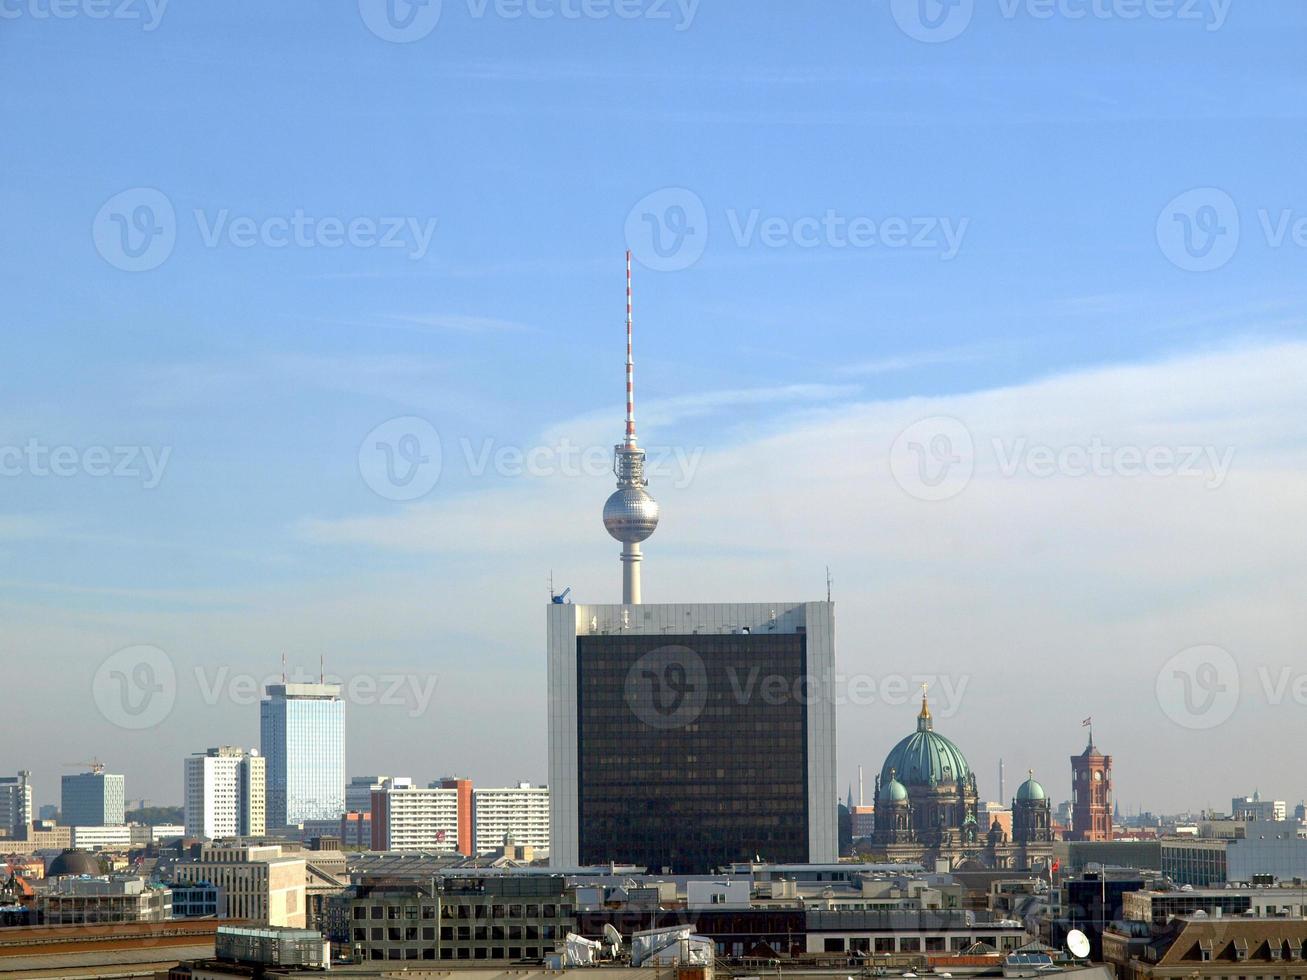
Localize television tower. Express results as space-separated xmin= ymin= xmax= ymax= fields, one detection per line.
xmin=602 ymin=250 xmax=660 ymax=604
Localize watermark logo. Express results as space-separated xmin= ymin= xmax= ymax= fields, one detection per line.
xmin=891 ymin=0 xmax=974 ymax=42
xmin=625 ymin=645 xmax=708 ymax=730
xmin=358 ymin=0 xmax=443 ymax=41
xmin=625 ymin=187 xmax=709 ymax=272
xmin=359 ymin=417 xmax=444 ymax=501
xmin=1156 ymin=644 xmax=1239 ymax=730
xmin=889 ymin=0 xmax=1230 ymax=41
xmin=625 ymin=189 xmax=967 ymax=271
xmin=360 ymin=0 xmax=697 ymax=39
xmin=93 ymin=188 xmax=176 ymax=273
xmin=890 ymin=416 xmax=975 ymax=501
xmin=195 ymin=667 xmax=439 ymax=718
xmin=93 ymin=188 xmax=440 ymax=271
xmin=1156 ymin=187 xmax=1240 ymax=272
xmin=92 ymin=644 xmax=176 ymax=730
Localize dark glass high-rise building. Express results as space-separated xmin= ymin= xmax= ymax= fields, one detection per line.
xmin=548 ymin=602 xmax=836 ymax=873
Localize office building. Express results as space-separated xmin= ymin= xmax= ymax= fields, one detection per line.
xmin=40 ymin=875 xmax=172 ymax=924
xmin=70 ymin=824 xmax=133 ymax=850
xmin=548 ymin=600 xmax=837 ymax=872
xmin=169 ymin=881 xmax=225 ymax=918
xmin=260 ymin=682 xmax=345 ymax=827
xmin=473 ymin=783 xmax=550 ymax=855
xmin=1162 ymin=822 xmax=1307 ymax=886
xmin=1232 ymin=791 xmax=1288 ymax=822
xmin=0 ymin=771 xmax=33 ymax=836
xmin=61 ymin=768 xmax=126 ymax=826
xmin=347 ymin=775 xmax=412 ymax=814
xmin=343 ymin=875 xmax=574 ymax=964
xmin=184 ymin=746 xmax=266 ymax=839
xmin=174 ymin=843 xmax=307 ymax=927
xmin=370 ymin=781 xmax=460 ymax=852
xmin=214 ymin=925 xmax=331 ymax=969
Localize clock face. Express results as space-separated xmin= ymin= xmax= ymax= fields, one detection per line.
xmin=1093 ymin=771 xmax=1102 ymax=781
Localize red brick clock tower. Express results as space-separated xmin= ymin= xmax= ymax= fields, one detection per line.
xmin=1069 ymin=725 xmax=1112 ymax=841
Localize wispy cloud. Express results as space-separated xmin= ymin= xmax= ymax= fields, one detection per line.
xmin=837 ymin=344 xmax=995 ymax=377
xmin=375 ymin=313 xmax=533 ymax=334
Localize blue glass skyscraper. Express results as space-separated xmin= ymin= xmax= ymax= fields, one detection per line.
xmin=259 ymin=682 xmax=345 ymax=828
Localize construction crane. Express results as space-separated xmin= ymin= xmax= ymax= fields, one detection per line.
xmin=63 ymin=759 xmax=106 ymax=774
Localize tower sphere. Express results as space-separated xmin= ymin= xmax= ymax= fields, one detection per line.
xmin=603 ymin=486 xmax=660 ymax=543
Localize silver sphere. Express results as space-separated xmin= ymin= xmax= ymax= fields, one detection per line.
xmin=603 ymin=487 xmax=660 ymax=544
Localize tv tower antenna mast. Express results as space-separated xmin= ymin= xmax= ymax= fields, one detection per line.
xmin=603 ymin=250 xmax=660 ymax=604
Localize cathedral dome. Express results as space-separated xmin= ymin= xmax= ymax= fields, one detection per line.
xmin=880 ymin=693 xmax=972 ymax=788
xmin=1016 ymin=771 xmax=1047 ymax=802
xmin=880 ymin=772 xmax=909 ymax=803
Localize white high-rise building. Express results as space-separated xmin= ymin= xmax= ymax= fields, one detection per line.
xmin=370 ymin=780 xmax=459 ymax=852
xmin=0 ymin=771 xmax=33 ymax=836
xmin=184 ymin=747 xmax=266 ymax=839
xmin=472 ymin=783 xmax=549 ymax=855
xmin=346 ymin=775 xmax=412 ymax=815
xmin=260 ymin=683 xmax=345 ymax=828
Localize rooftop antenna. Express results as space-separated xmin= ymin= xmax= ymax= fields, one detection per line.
xmin=281 ymin=653 xmax=286 ymax=684
xmin=319 ymin=654 xmax=324 ymax=685
xmin=602 ymin=250 xmax=659 ymax=604
xmin=826 ymin=565 xmax=832 ymax=603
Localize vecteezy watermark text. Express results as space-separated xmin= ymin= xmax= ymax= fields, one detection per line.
xmin=890 ymin=416 xmax=1235 ymax=501
xmin=625 ymin=188 xmax=969 ymax=271
xmin=889 ymin=0 xmax=1230 ymax=44
xmin=0 ymin=440 xmax=171 ymax=489
xmin=625 ymin=642 xmax=968 ymax=731
xmin=92 ymin=647 xmax=441 ymax=729
xmin=359 ymin=415 xmax=705 ymax=501
xmin=357 ymin=0 xmax=698 ymax=43
xmin=0 ymin=0 xmax=169 ymax=31
xmin=93 ymin=187 xmax=439 ymax=272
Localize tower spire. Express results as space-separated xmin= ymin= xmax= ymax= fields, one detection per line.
xmin=625 ymin=249 xmax=636 ymax=448
xmin=603 ymin=251 xmax=660 ymax=604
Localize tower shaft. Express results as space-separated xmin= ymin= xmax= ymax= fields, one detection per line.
xmin=621 ymin=543 xmax=642 ymax=605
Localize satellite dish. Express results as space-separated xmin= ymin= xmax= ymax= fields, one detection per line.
xmin=604 ymin=924 xmax=623 ymax=948
xmin=1068 ymin=930 xmax=1091 ymax=959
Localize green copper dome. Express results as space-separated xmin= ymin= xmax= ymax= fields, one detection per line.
xmin=880 ymin=771 xmax=909 ymax=802
xmin=1016 ymin=772 xmax=1046 ymax=801
xmin=879 ymin=694 xmax=972 ymax=788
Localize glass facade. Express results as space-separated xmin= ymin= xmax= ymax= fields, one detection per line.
xmin=61 ymin=772 xmax=126 ymax=826
xmin=260 ymin=684 xmax=346 ymax=827
xmin=576 ymin=632 xmax=809 ymax=873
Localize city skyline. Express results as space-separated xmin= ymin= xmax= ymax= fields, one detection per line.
xmin=2 ymin=3 xmax=1305 ymax=815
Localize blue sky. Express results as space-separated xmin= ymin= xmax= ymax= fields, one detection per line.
xmin=1 ymin=1 xmax=1305 ymax=813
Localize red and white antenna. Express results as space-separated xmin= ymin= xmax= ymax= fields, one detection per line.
xmin=625 ymin=249 xmax=637 ymax=448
